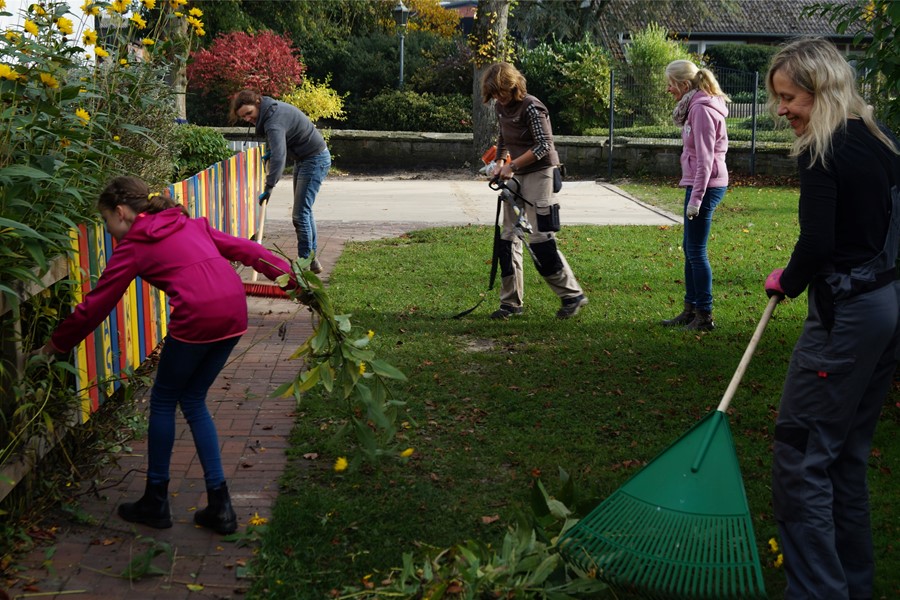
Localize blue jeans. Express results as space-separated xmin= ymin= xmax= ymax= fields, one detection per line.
xmin=292 ymin=148 xmax=331 ymax=259
xmin=682 ymin=186 xmax=726 ymax=312
xmin=146 ymin=335 xmax=240 ymax=488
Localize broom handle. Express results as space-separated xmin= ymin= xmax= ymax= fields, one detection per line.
xmin=251 ymin=200 xmax=267 ymax=283
xmin=716 ymin=295 xmax=780 ymax=413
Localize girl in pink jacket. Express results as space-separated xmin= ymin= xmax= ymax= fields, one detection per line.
xmin=660 ymin=60 xmax=729 ymax=331
xmin=41 ymin=176 xmax=296 ymax=535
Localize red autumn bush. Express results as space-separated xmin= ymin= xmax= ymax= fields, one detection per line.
xmin=187 ymin=30 xmax=306 ymax=100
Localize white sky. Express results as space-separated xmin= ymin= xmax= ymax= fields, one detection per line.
xmin=1 ymin=0 xmax=92 ymax=31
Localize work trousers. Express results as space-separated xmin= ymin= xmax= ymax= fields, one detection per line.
xmin=498 ymin=168 xmax=582 ymax=308
xmin=773 ymin=281 xmax=900 ymax=599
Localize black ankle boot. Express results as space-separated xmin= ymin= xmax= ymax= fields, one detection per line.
xmin=194 ymin=482 xmax=237 ymax=534
xmin=118 ymin=480 xmax=173 ymax=529
xmin=661 ymin=302 xmax=695 ymax=327
xmin=685 ymin=310 xmax=715 ymax=331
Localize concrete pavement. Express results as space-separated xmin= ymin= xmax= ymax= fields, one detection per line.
xmin=266 ymin=173 xmax=680 ymax=232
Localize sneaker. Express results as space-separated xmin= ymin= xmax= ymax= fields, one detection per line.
xmin=309 ymin=258 xmax=324 ymax=274
xmin=557 ymin=294 xmax=588 ymax=319
xmin=490 ymin=304 xmax=524 ymax=320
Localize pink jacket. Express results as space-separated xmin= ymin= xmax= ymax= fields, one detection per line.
xmin=51 ymin=208 xmax=295 ymax=352
xmin=679 ymin=91 xmax=729 ymax=208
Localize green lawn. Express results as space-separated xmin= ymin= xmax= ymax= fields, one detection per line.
xmin=246 ymin=180 xmax=900 ymax=599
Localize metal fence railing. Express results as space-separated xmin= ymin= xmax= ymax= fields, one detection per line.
xmin=606 ymin=67 xmax=779 ymax=178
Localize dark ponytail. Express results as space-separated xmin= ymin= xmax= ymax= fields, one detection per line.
xmin=98 ymin=176 xmax=188 ymax=216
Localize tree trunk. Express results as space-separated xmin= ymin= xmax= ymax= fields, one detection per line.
xmin=172 ymin=16 xmax=189 ymax=122
xmin=471 ymin=0 xmax=511 ymax=171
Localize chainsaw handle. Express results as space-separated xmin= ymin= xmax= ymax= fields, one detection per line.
xmin=716 ymin=295 xmax=780 ymax=413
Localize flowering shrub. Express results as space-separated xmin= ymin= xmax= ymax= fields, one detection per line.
xmin=0 ymin=0 xmax=202 ymax=499
xmin=279 ymin=76 xmax=346 ymax=125
xmin=186 ymin=30 xmax=305 ymax=116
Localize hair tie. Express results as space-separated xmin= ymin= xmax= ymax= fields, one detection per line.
xmin=148 ymin=192 xmax=160 ymax=200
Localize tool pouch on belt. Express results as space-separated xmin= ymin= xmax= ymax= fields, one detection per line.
xmin=537 ymin=203 xmax=561 ymax=232
xmin=552 ymin=166 xmax=563 ymax=193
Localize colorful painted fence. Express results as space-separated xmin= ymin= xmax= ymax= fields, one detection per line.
xmin=67 ymin=146 xmax=265 ymax=422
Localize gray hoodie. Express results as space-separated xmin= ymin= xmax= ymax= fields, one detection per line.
xmin=255 ymin=96 xmax=327 ymax=189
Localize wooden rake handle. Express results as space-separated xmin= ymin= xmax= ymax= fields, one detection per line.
xmin=716 ymin=295 xmax=780 ymax=413
xmin=251 ymin=200 xmax=268 ymax=283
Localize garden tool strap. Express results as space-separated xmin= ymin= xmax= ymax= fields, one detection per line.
xmin=451 ymin=194 xmax=503 ymax=319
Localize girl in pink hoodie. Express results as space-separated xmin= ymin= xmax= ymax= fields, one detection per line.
xmin=660 ymin=60 xmax=729 ymax=331
xmin=40 ymin=176 xmax=297 ymax=535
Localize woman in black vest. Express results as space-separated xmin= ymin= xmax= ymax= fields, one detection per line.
xmin=480 ymin=62 xmax=587 ymax=320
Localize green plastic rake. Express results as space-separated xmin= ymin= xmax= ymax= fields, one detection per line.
xmin=559 ymin=297 xmax=779 ymax=599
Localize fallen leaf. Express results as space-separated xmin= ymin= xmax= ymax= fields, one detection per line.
xmin=303 ymin=452 xmax=319 ymax=460
xmin=481 ymin=515 xmax=500 ymax=524
xmin=186 ymin=583 xmax=204 ymax=592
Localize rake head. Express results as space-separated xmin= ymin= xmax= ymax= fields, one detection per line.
xmin=558 ymin=412 xmax=767 ymax=599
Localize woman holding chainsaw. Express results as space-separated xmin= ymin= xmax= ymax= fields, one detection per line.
xmin=38 ymin=176 xmax=299 ymax=536
xmin=481 ymin=62 xmax=588 ymax=320
xmin=660 ymin=59 xmax=729 ymax=332
xmin=764 ymin=37 xmax=900 ymax=600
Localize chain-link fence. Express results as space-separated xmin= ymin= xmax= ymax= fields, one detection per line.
xmin=604 ymin=67 xmax=786 ymax=178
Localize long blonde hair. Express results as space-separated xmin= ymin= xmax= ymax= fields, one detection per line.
xmin=665 ymin=60 xmax=729 ymax=100
xmin=766 ymin=37 xmax=898 ymax=168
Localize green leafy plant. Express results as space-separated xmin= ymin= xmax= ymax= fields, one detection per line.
xmin=170 ymin=124 xmax=233 ymax=180
xmin=347 ymin=90 xmax=471 ymax=132
xmin=273 ymin=258 xmax=409 ymax=466
xmin=121 ymin=536 xmax=174 ymax=580
xmin=805 ymin=0 xmax=900 ymax=132
xmin=335 ymin=472 xmax=607 ymax=599
xmin=620 ymin=23 xmax=694 ymax=127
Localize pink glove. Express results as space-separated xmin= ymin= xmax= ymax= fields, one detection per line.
xmin=765 ymin=268 xmax=785 ymax=298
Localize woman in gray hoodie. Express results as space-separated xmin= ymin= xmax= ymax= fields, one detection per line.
xmin=231 ymin=90 xmax=331 ymax=273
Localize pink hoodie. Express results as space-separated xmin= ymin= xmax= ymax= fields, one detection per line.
xmin=51 ymin=207 xmax=295 ymax=353
xmin=679 ymin=91 xmax=729 ymax=208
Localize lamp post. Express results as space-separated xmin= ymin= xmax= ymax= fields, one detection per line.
xmin=392 ymin=0 xmax=410 ymax=88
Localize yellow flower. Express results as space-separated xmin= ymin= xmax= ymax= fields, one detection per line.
xmin=774 ymin=553 xmax=784 ymax=568
xmin=94 ymin=46 xmax=109 ymax=58
xmin=33 ymin=5 xmax=46 ymax=16
xmin=358 ymin=362 xmax=366 ymax=375
xmin=0 ymin=64 xmax=17 ymax=80
xmin=130 ymin=14 xmax=146 ymax=29
xmin=5 ymin=31 xmax=22 ymax=43
xmin=119 ymin=58 xmax=128 ymax=66
xmin=40 ymin=72 xmax=59 ymax=88
xmin=169 ymin=0 xmax=187 ymax=7
xmin=113 ymin=135 xmax=120 ymax=141
xmin=24 ymin=20 xmax=38 ymax=36
xmin=141 ymin=0 xmax=157 ymax=9
xmin=0 ymin=1 xmax=6 ymax=10
xmin=141 ymin=37 xmax=155 ymax=46
xmin=109 ymin=0 xmax=128 ymax=14
xmin=80 ymin=0 xmax=99 ymax=16
xmin=189 ymin=7 xmax=202 ymax=16
xmin=400 ymin=448 xmax=414 ymax=458
xmin=75 ymin=108 xmax=90 ymax=123
xmin=82 ymin=29 xmax=96 ymax=45
xmin=367 ymin=330 xmax=375 ymax=339
xmin=56 ymin=17 xmax=73 ymax=35
xmin=248 ymin=512 xmax=268 ymax=526
xmin=60 ymin=137 xmax=71 ymax=148
xmin=767 ymin=538 xmax=779 ymax=554
xmin=334 ymin=457 xmax=348 ymax=472
xmin=174 ymin=11 xmax=182 ymax=17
